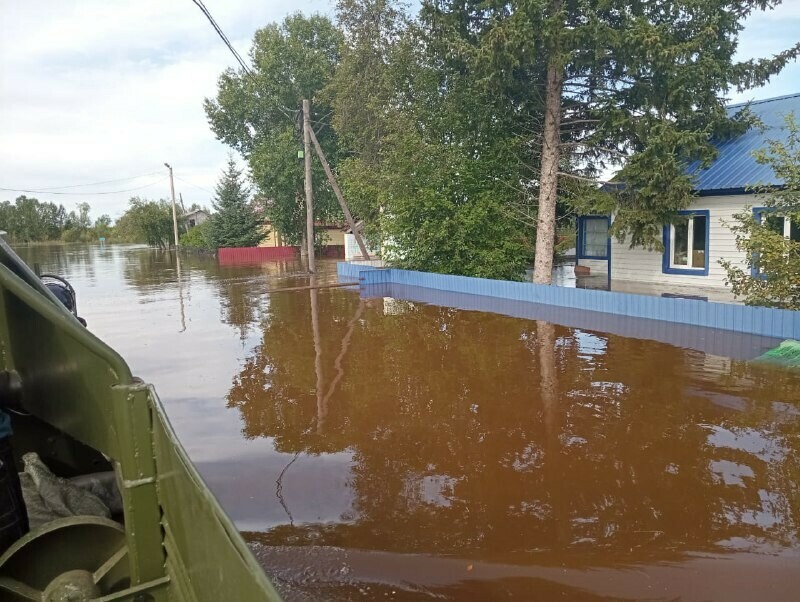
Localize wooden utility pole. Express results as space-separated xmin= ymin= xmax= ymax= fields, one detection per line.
xmin=302 ymin=99 xmax=315 ymax=273
xmin=164 ymin=162 xmax=180 ymax=249
xmin=308 ymin=128 xmax=371 ymax=261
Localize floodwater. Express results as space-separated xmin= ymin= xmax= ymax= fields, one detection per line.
xmin=15 ymin=243 xmax=800 ymax=601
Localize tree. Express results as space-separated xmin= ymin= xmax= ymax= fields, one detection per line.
xmin=209 ymin=157 xmax=263 ymax=248
xmin=469 ymin=0 xmax=800 ymax=283
xmin=0 ymin=202 xmax=15 ymax=237
xmin=722 ymin=114 xmax=800 ymax=309
xmin=114 ymin=197 xmax=178 ymax=248
xmin=38 ymin=202 xmax=65 ymax=240
xmin=76 ymin=202 xmax=92 ymax=231
xmin=205 ymin=13 xmax=344 ymax=246
xmin=12 ymin=196 xmax=46 ymax=242
xmin=329 ymin=0 xmax=540 ymax=279
xmin=94 ymin=214 xmax=113 ymax=240
xmin=0 ymin=197 xmax=79 ymax=242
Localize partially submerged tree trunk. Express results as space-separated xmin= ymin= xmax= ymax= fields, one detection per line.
xmin=532 ymin=53 xmax=564 ymax=285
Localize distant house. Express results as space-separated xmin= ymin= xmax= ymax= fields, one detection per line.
xmin=577 ymin=92 xmax=800 ymax=293
xmin=259 ymin=221 xmax=346 ymax=248
xmin=184 ymin=209 xmax=209 ymax=229
xmin=257 ymin=219 xmax=347 ymax=257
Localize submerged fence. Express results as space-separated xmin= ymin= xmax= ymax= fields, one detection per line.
xmin=218 ymin=246 xmax=299 ymax=265
xmin=217 ymin=245 xmax=345 ymax=265
xmin=337 ymin=263 xmax=799 ymax=340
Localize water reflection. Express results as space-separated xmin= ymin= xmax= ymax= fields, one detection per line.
xmin=12 ymin=244 xmax=800 ymax=599
xmin=226 ymin=287 xmax=800 ymax=571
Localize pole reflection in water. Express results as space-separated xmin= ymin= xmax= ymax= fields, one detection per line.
xmin=320 ymin=299 xmax=366 ymax=416
xmin=176 ymin=251 xmax=186 ymax=333
xmin=310 ymin=281 xmax=325 ymax=434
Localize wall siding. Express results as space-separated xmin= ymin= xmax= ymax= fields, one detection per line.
xmin=611 ymin=195 xmax=751 ymax=288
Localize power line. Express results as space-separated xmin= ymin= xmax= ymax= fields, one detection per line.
xmin=31 ymin=171 xmax=163 ymax=191
xmin=174 ymin=175 xmax=214 ymax=195
xmin=0 ymin=178 xmax=166 ymax=196
xmin=189 ymin=0 xmax=296 ymax=122
xmin=191 ymin=0 xmax=253 ymax=78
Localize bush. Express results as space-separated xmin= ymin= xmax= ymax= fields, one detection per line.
xmin=60 ymin=228 xmax=83 ymax=243
xmin=180 ymin=220 xmax=215 ymax=251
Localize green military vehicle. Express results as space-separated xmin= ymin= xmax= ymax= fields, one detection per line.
xmin=0 ymin=239 xmax=282 ymax=601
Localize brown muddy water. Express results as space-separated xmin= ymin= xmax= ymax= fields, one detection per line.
xmin=15 ymin=243 xmax=800 ymax=601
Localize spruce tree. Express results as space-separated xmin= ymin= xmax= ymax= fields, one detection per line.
xmin=210 ymin=156 xmax=263 ymax=248
xmin=460 ymin=0 xmax=800 ymax=283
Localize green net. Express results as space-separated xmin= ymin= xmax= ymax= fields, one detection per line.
xmin=754 ymin=340 xmax=800 ymax=368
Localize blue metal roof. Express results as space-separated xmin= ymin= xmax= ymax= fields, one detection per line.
xmin=689 ymin=92 xmax=800 ymax=194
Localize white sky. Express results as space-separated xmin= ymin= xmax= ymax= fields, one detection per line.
xmin=1 ymin=1 xmax=799 ymax=220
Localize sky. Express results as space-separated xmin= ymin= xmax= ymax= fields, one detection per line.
xmin=1 ymin=1 xmax=800 ymax=220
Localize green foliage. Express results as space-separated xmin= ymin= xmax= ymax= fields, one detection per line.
xmin=203 ymin=1 xmax=798 ymax=280
xmin=209 ymin=157 xmax=263 ymax=248
xmin=722 ymin=114 xmax=800 ymax=309
xmin=372 ymin=129 xmax=532 ymax=279
xmin=180 ymin=220 xmax=215 ymax=251
xmin=205 ymin=13 xmax=344 ymax=246
xmin=60 ymin=228 xmax=84 ymax=243
xmin=465 ymin=0 xmax=800 ymax=252
xmin=114 ymin=197 xmax=179 ymax=249
xmin=93 ymin=215 xmax=113 ymax=240
xmin=0 ymin=197 xmax=112 ymax=243
xmin=329 ymin=0 xmax=539 ymax=278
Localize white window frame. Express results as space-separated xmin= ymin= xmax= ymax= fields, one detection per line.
xmin=756 ymin=211 xmax=795 ymax=239
xmin=669 ymin=215 xmax=705 ymax=270
xmin=780 ymin=216 xmax=792 ymax=239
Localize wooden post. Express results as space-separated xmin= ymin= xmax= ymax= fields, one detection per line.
xmin=307 ymin=127 xmax=371 ymax=261
xmin=303 ymin=99 xmax=316 ymax=273
xmin=164 ymin=163 xmax=180 ymax=249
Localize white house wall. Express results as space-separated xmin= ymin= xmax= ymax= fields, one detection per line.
xmin=610 ymin=194 xmax=751 ymax=288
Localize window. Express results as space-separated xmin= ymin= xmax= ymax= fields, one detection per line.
xmin=752 ymin=208 xmax=800 ymax=277
xmin=755 ymin=209 xmax=800 ymax=242
xmin=577 ymin=216 xmax=609 ymax=259
xmin=662 ymin=211 xmax=709 ymax=275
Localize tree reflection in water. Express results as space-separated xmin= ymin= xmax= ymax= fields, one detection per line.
xmin=225 ymin=287 xmax=800 ymax=570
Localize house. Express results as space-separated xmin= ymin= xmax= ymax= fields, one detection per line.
xmin=259 ymin=220 xmax=348 ymax=257
xmin=344 ymin=222 xmax=381 ymax=261
xmin=184 ymin=209 xmax=209 ymax=229
xmin=259 ymin=221 xmax=346 ymax=248
xmin=577 ymin=92 xmax=800 ymax=294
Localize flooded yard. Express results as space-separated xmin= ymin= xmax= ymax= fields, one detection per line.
xmin=16 ymin=243 xmax=800 ymax=601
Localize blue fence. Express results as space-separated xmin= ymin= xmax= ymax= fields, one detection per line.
xmin=336 ymin=263 xmax=799 ymax=340
xmin=337 ymin=262 xmax=379 ymax=281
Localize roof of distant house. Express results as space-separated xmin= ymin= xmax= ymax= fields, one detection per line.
xmin=184 ymin=209 xmax=209 ymax=217
xmin=688 ymin=92 xmax=800 ymax=194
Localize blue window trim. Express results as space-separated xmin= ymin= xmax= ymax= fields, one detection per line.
xmin=576 ymin=216 xmax=611 ymax=260
xmin=661 ymin=210 xmax=710 ymax=276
